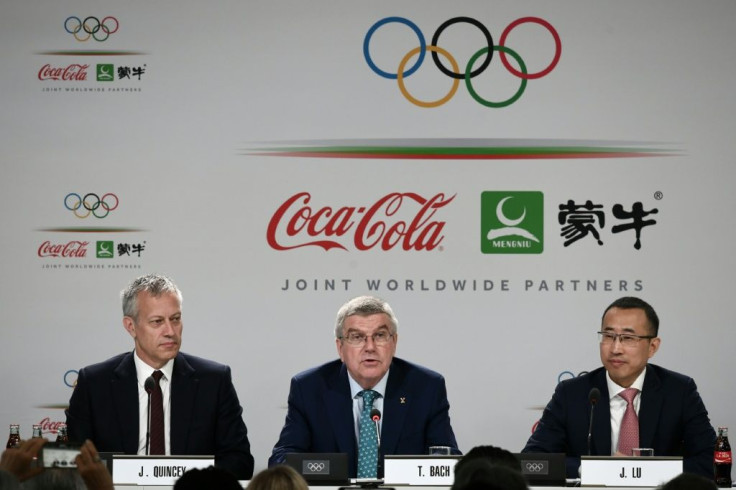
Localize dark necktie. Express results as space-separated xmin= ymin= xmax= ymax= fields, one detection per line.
xmin=150 ymin=370 xmax=165 ymax=455
xmin=357 ymin=389 xmax=379 ymax=478
xmin=617 ymin=387 xmax=639 ymax=456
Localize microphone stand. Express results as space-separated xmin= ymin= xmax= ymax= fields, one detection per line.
xmin=144 ymin=376 xmax=154 ymax=455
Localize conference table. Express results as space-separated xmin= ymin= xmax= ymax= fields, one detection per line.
xmin=111 ymin=486 xmax=663 ymax=489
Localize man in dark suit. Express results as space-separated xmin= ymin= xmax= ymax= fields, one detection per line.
xmin=66 ymin=274 xmax=254 ymax=480
xmin=269 ymin=295 xmax=460 ymax=478
xmin=522 ymin=296 xmax=715 ymax=478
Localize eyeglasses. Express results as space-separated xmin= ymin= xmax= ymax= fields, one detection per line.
xmin=340 ymin=330 xmax=394 ymax=346
xmin=598 ymin=331 xmax=655 ymax=347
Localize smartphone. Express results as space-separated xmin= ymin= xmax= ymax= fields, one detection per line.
xmin=39 ymin=444 xmax=81 ymax=469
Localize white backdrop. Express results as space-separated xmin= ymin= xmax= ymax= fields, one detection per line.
xmin=1 ymin=0 xmax=735 ymax=475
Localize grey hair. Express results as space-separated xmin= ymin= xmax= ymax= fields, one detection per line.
xmin=334 ymin=295 xmax=398 ymax=339
xmin=121 ymin=273 xmax=182 ymax=321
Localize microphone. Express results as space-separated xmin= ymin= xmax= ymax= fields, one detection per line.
xmin=370 ymin=408 xmax=382 ymax=477
xmin=370 ymin=408 xmax=381 ymax=448
xmin=587 ymin=387 xmax=601 ymax=456
xmin=144 ymin=376 xmax=155 ymax=455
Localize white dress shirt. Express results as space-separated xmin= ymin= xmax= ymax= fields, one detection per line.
xmin=606 ymin=369 xmax=646 ymax=454
xmin=134 ymin=351 xmax=175 ymax=455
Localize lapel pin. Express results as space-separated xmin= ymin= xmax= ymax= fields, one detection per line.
xmin=400 ymin=397 xmax=406 ymax=404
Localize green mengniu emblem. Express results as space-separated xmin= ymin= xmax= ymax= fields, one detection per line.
xmin=97 ymin=64 xmax=115 ymax=82
xmin=481 ymin=191 xmax=543 ymax=254
xmin=96 ymin=241 xmax=115 ymax=258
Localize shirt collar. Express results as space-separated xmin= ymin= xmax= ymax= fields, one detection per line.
xmin=348 ymin=369 xmax=389 ymax=399
xmin=133 ymin=350 xmax=175 ymax=386
xmin=606 ymin=366 xmax=647 ymax=399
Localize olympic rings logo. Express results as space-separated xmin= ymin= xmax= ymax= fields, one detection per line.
xmin=64 ymin=370 xmax=78 ymax=388
xmin=64 ymin=193 xmax=119 ymax=219
xmin=64 ymin=16 xmax=119 ymax=42
xmin=306 ymin=462 xmax=325 ymax=472
xmin=526 ymin=462 xmax=545 ymax=472
xmin=363 ymin=16 xmax=561 ymax=108
xmin=558 ymin=370 xmax=589 ymax=384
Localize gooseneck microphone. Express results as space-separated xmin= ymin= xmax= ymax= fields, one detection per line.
xmin=370 ymin=408 xmax=382 ymax=448
xmin=370 ymin=408 xmax=382 ymax=477
xmin=587 ymin=387 xmax=601 ymax=456
xmin=144 ymin=376 xmax=155 ymax=455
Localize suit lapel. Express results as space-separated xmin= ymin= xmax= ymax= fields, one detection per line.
xmin=381 ymin=362 xmax=409 ymax=457
xmin=592 ymin=371 xmax=613 ymax=455
xmin=170 ymin=353 xmax=197 ymax=455
xmin=112 ymin=353 xmax=140 ymax=454
xmin=325 ymin=365 xmax=357 ymax=455
xmin=638 ymin=365 xmax=662 ymax=448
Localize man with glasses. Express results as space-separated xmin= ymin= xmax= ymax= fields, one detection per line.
xmin=522 ymin=296 xmax=715 ymax=478
xmin=269 ymin=295 xmax=460 ymax=478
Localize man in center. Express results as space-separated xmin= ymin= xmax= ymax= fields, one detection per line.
xmin=269 ymin=295 xmax=460 ymax=478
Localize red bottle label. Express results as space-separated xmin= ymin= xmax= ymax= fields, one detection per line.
xmin=714 ymin=451 xmax=732 ymax=464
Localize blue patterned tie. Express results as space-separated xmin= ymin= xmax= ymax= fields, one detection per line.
xmin=357 ymin=389 xmax=379 ymax=478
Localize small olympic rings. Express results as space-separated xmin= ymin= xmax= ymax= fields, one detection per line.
xmin=364 ymin=16 xmax=561 ymax=108
xmin=64 ymin=16 xmax=119 ymax=42
xmin=306 ymin=462 xmax=325 ymax=472
xmin=526 ymin=462 xmax=545 ymax=472
xmin=64 ymin=192 xmax=119 ymax=219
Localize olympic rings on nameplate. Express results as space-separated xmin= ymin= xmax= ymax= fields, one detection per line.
xmin=363 ymin=16 xmax=561 ymax=107
xmin=306 ymin=462 xmax=325 ymax=472
xmin=64 ymin=16 xmax=119 ymax=42
xmin=64 ymin=193 xmax=119 ymax=219
xmin=526 ymin=462 xmax=545 ymax=472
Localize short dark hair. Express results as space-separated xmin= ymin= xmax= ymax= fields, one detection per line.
xmin=174 ymin=466 xmax=242 ymax=490
xmin=602 ymin=296 xmax=659 ymax=336
xmin=454 ymin=445 xmax=521 ymax=475
xmin=452 ymin=459 xmax=528 ymax=490
xmin=659 ymin=472 xmax=718 ymax=490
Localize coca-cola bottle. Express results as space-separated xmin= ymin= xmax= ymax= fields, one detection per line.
xmin=6 ymin=424 xmax=21 ymax=448
xmin=715 ymin=426 xmax=733 ymax=488
xmin=32 ymin=424 xmax=42 ymax=438
xmin=56 ymin=423 xmax=69 ymax=444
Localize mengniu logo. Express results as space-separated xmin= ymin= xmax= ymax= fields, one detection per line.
xmin=364 ymin=16 xmax=561 ymax=108
xmin=97 ymin=64 xmax=115 ymax=81
xmin=96 ymin=241 xmax=114 ymax=258
xmin=481 ymin=191 xmax=543 ymax=254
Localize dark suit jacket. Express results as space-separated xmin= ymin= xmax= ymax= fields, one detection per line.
xmin=268 ymin=357 xmax=460 ymax=477
xmin=522 ymin=364 xmax=716 ymax=478
xmin=66 ymin=351 xmax=254 ymax=479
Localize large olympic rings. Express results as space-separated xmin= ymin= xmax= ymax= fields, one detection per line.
xmin=364 ymin=16 xmax=561 ymax=108
xmin=64 ymin=16 xmax=119 ymax=42
xmin=64 ymin=193 xmax=119 ymax=219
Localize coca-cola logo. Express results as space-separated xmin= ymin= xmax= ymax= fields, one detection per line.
xmin=267 ymin=192 xmax=455 ymax=251
xmin=38 ymin=63 xmax=89 ymax=81
xmin=38 ymin=240 xmax=89 ymax=257
xmin=37 ymin=417 xmax=64 ymax=436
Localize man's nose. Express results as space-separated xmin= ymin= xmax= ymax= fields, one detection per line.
xmin=162 ymin=320 xmax=175 ymax=335
xmin=363 ymin=335 xmax=377 ymax=350
xmin=610 ymin=336 xmax=624 ymax=352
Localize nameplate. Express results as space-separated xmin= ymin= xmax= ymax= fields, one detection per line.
xmin=580 ymin=456 xmax=683 ymax=487
xmin=112 ymin=455 xmax=214 ymax=486
xmin=384 ymin=455 xmax=459 ymax=486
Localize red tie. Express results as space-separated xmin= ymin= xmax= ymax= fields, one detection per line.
xmin=617 ymin=388 xmax=639 ymax=456
xmin=150 ymin=370 xmax=165 ymax=455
